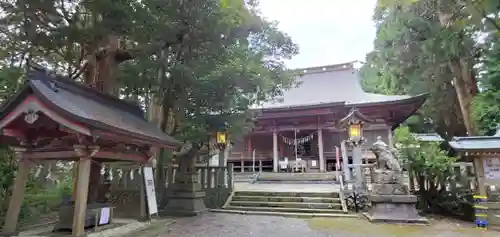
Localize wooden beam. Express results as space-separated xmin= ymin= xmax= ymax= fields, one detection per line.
xmin=20 ymin=146 xmax=148 ymax=162
xmin=93 ymin=150 xmax=148 ymax=161
xmin=22 ymin=150 xmax=78 ymax=160
xmin=92 ymin=129 xmax=179 ymax=150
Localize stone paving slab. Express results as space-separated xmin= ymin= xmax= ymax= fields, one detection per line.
xmin=235 ymin=183 xmax=340 ymax=193
xmin=159 ymin=212 xmax=498 ymax=237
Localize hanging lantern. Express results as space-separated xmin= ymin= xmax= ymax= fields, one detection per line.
xmin=348 ymin=122 xmax=362 ymax=140
xmin=339 ymin=108 xmax=372 ymax=145
xmin=216 ymin=131 xmax=227 ymax=145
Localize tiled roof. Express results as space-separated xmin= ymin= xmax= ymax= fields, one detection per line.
xmin=413 ymin=133 xmax=445 ymax=142
xmin=257 ymin=63 xmax=425 ymax=109
xmin=1 ymin=68 xmax=183 ymax=148
xmin=449 ymin=136 xmax=500 ymax=151
xmin=449 ymin=126 xmax=500 ymax=151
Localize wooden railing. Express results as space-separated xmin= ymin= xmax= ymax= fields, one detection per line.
xmin=228 ymin=151 xmax=273 ymax=160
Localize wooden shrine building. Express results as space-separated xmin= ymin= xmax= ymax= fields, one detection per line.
xmin=449 ymin=129 xmax=500 ymax=229
xmin=0 ymin=68 xmax=182 ymax=236
xmin=228 ymin=62 xmax=427 ymax=172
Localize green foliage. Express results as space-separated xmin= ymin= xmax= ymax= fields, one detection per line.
xmin=394 ymin=126 xmax=456 ymax=176
xmin=0 ymin=146 xmax=73 ymax=228
xmin=360 ymin=0 xmax=471 ymax=137
xmin=394 ymin=126 xmax=475 ymax=219
xmin=472 ymin=34 xmax=500 ymax=135
xmin=0 ymin=0 xmax=298 ymax=152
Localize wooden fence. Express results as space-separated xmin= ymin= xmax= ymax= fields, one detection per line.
xmin=343 ymin=162 xmax=478 ymax=194
xmin=107 ymin=164 xmax=233 ymax=218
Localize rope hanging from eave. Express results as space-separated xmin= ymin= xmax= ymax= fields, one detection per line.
xmin=280 ymin=132 xmax=316 ymax=146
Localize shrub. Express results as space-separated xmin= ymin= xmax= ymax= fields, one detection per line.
xmin=394 ymin=126 xmax=474 ymax=220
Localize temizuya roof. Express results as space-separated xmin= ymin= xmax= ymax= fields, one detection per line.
xmin=0 ymin=68 xmax=183 ymax=149
xmin=449 ymin=128 xmax=500 ymax=151
xmin=257 ymin=63 xmax=427 ymax=109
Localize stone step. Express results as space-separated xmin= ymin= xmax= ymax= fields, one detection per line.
xmin=255 ymin=180 xmax=337 ymax=184
xmin=230 ymin=201 xmax=343 ymax=209
xmin=256 ymin=172 xmax=337 ymax=182
xmin=225 ymin=206 xmax=345 ymax=213
xmin=234 ymin=191 xmax=340 ymax=198
xmin=209 ymin=209 xmax=359 ymax=218
xmin=231 ymin=195 xmax=341 ymax=203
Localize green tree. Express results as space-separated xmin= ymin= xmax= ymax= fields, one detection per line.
xmin=471 ymin=18 xmax=500 ymax=135
xmin=360 ymin=0 xmax=469 ymax=137
xmin=0 ymin=0 xmax=298 ymax=206
xmin=372 ymin=0 xmax=500 ymax=136
xmin=394 ymin=126 xmax=464 ymax=216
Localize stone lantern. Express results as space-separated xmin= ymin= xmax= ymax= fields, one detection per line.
xmin=339 ymin=108 xmax=373 ymax=186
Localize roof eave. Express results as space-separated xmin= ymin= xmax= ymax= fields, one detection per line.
xmin=29 ymin=81 xmax=183 ymax=149
xmin=389 ymin=93 xmax=429 ymax=130
xmin=349 ymin=93 xmax=429 ymax=107
xmin=257 ymin=101 xmax=345 ymax=112
xmin=0 ymin=83 xmax=31 ymax=121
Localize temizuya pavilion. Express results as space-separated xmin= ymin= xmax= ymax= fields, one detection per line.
xmin=449 ymin=129 xmax=500 ymax=196
xmin=0 ymin=68 xmax=182 ymax=236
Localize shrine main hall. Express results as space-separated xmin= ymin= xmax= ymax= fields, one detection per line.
xmin=226 ymin=62 xmax=427 ymax=172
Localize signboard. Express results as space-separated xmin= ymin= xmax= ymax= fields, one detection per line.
xmin=142 ymin=167 xmax=158 ymax=215
xmin=483 ymin=158 xmax=500 ymax=181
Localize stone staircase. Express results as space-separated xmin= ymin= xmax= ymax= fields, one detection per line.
xmin=256 ymin=172 xmax=337 ymax=183
xmin=232 ymin=172 xmax=257 ymax=183
xmin=214 ymin=190 xmax=355 ymax=218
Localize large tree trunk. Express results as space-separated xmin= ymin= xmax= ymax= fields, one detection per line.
xmin=437 ymin=3 xmax=478 ymax=135
xmin=84 ymin=34 xmax=123 ymax=203
xmin=449 ymin=60 xmax=477 ymax=135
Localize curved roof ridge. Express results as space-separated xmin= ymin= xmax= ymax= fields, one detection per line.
xmin=27 ymin=68 xmax=145 ymax=118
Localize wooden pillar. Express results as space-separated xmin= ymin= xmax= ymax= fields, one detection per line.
xmin=387 ymin=128 xmax=393 ymax=149
xmin=247 ymin=137 xmax=252 ymax=159
xmin=71 ymin=162 xmax=79 ymax=201
xmin=3 ymin=155 xmax=31 ymax=234
xmin=473 ymin=156 xmax=487 ymax=196
xmin=318 ymin=128 xmax=325 ymax=172
xmin=273 ymin=130 xmax=279 ymax=172
xmin=72 ymin=147 xmax=92 ymax=237
xmin=279 ymin=142 xmax=284 ymax=157
xmin=247 ymin=137 xmax=253 ymax=172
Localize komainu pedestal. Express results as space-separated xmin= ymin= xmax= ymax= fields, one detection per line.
xmin=364 ymin=139 xmax=429 ymax=224
xmin=364 ymin=170 xmax=429 ymax=224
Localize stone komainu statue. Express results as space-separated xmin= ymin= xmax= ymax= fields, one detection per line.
xmin=370 ymin=137 xmax=402 ymax=172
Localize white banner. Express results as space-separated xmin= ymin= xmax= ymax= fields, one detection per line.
xmin=142 ymin=167 xmax=158 ymax=215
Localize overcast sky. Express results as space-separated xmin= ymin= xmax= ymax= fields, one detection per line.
xmin=258 ymin=0 xmax=378 ymax=69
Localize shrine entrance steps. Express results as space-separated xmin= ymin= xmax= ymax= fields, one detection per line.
xmin=212 ymin=190 xmax=356 ymax=218
xmin=232 ymin=172 xmax=257 ymax=182
xmin=255 ymin=172 xmax=338 ymax=183
xmin=231 ymin=171 xmax=339 ymax=184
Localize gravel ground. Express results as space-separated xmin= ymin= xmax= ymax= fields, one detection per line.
xmin=159 ymin=212 xmax=498 ymax=237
